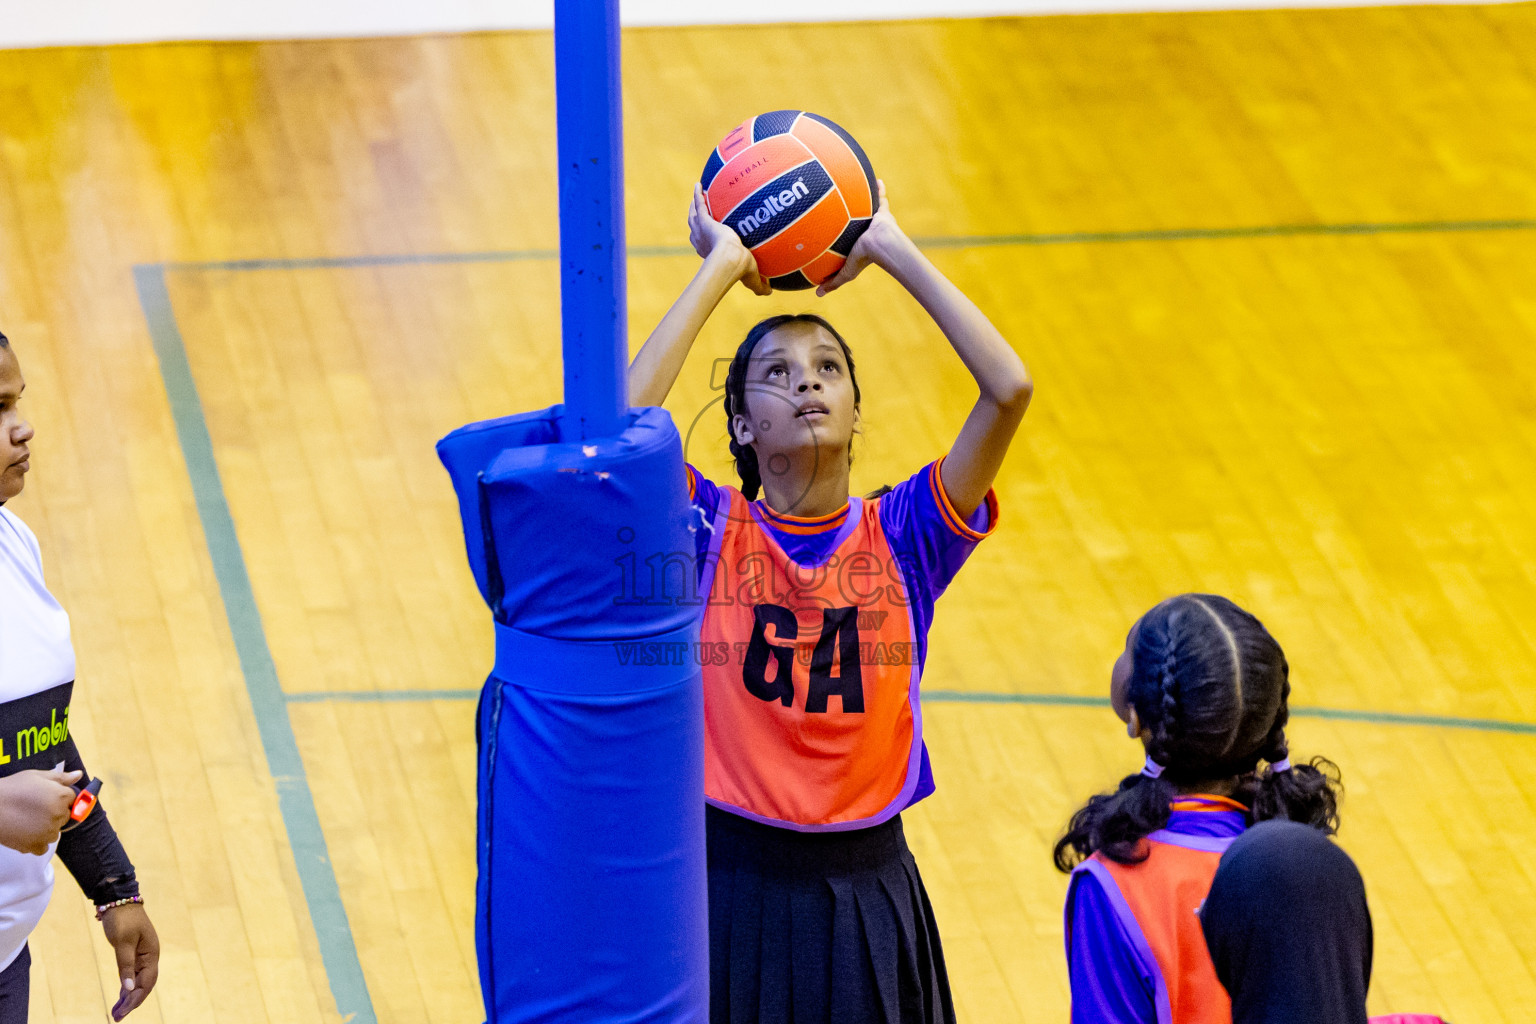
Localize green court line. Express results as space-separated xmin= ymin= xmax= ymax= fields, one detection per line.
xmin=134 ymin=266 xmax=377 ymax=1024
xmin=1286 ymin=705 xmax=1536 ymax=735
xmin=147 ymin=214 xmax=1536 ymax=274
xmin=286 ymin=687 xmax=1536 ymax=737
xmin=923 ymin=691 xmax=1536 ymax=735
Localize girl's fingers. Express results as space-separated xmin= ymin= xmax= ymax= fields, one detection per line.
xmin=689 ymin=186 xmax=710 ymax=236
xmin=739 ymin=262 xmax=769 ymax=295
xmin=688 ymin=204 xmax=710 ymax=257
xmin=816 ymin=257 xmax=863 ymax=296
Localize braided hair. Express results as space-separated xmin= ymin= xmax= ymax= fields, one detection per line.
xmin=723 ymin=314 xmax=862 ymax=501
xmin=1053 ymin=594 xmax=1340 ymax=870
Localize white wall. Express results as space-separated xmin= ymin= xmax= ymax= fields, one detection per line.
xmin=0 ymin=0 xmax=1507 ymax=49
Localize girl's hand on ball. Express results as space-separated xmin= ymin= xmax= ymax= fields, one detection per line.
xmin=689 ymin=184 xmax=771 ymax=296
xmin=816 ymin=180 xmax=908 ymax=297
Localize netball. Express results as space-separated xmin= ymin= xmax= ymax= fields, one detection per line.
xmin=700 ymin=110 xmax=878 ymax=290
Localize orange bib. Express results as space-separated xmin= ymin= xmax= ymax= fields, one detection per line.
xmin=1082 ymin=833 xmax=1235 ymax=1024
xmin=699 ymin=488 xmax=921 ymax=830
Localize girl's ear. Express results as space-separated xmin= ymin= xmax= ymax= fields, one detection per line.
xmin=732 ymin=413 xmax=756 ymax=446
xmin=1127 ymin=707 xmax=1143 ymax=741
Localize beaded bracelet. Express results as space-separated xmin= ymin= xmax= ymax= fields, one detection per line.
xmin=95 ymin=896 xmax=143 ymax=920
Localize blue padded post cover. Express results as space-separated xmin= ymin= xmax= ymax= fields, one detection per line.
xmin=437 ymin=405 xmax=707 ymax=1023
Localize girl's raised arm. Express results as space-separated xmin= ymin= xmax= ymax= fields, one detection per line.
xmin=818 ymin=182 xmax=1032 ymax=520
xmin=629 ymin=185 xmax=770 ymax=408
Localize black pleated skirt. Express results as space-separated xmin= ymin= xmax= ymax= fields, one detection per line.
xmin=706 ymin=805 xmax=958 ymax=1024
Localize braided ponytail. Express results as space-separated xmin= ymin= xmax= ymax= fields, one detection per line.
xmin=1055 ymin=772 xmax=1174 ymax=870
xmin=728 ymin=435 xmax=763 ymax=501
xmin=1251 ymin=660 xmax=1341 ymax=832
xmin=1148 ymin=621 xmax=1183 ymax=769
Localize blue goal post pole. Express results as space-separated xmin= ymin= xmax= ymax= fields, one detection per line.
xmin=438 ymin=4 xmax=707 ymax=1021
xmin=555 ymin=0 xmax=628 ymax=440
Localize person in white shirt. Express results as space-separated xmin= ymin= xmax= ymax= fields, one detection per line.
xmin=0 ymin=330 xmax=159 ymax=1021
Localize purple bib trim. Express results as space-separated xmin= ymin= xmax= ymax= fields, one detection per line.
xmin=1146 ymin=829 xmax=1240 ymax=854
xmin=1072 ymin=859 xmax=1174 ymax=1024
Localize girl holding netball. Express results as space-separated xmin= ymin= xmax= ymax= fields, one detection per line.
xmin=0 ymin=330 xmax=159 ymax=1021
xmin=1055 ymin=593 xmax=1340 ymax=1024
xmin=629 ymin=181 xmax=1031 ymax=1024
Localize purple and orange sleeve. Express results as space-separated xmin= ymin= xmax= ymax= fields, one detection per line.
xmin=685 ymin=464 xmax=725 ymax=574
xmin=685 ymin=464 xmax=724 ymax=512
xmin=878 ymin=457 xmax=998 ymax=605
xmin=926 ymin=456 xmax=1000 ymax=544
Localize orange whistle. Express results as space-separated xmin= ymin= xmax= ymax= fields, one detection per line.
xmin=63 ymin=777 xmax=102 ymax=830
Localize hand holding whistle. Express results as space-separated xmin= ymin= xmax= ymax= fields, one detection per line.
xmin=61 ymin=775 xmax=102 ymax=832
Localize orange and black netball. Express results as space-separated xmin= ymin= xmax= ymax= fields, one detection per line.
xmin=700 ymin=110 xmax=878 ymax=290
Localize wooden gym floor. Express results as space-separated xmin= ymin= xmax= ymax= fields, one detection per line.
xmin=3 ymin=6 xmax=1536 ymax=1021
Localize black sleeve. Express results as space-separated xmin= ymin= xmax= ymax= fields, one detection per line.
xmin=52 ymin=738 xmax=139 ymax=906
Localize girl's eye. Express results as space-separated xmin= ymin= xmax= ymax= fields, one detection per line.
xmin=822 ymin=361 xmax=839 ymax=372
xmin=766 ymin=365 xmax=785 ymax=379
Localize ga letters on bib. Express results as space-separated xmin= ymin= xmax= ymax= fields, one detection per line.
xmin=684 ymin=459 xmax=997 ymax=832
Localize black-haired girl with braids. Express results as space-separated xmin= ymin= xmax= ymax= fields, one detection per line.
xmin=1056 ymin=593 xmax=1342 ymax=1024
xmin=628 ymin=182 xmax=1031 ymax=1024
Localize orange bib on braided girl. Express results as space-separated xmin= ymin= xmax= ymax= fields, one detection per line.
xmin=699 ymin=486 xmax=923 ymax=831
xmin=1068 ymin=796 xmax=1245 ymax=1024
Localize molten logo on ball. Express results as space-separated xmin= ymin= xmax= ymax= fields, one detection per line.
xmin=732 ymin=178 xmax=811 ymax=238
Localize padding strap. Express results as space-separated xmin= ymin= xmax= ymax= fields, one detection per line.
xmin=493 ymin=619 xmax=702 ymax=697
